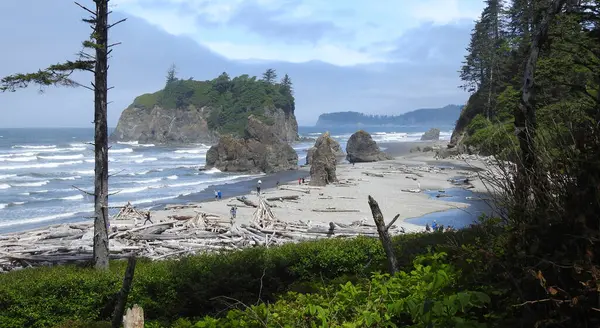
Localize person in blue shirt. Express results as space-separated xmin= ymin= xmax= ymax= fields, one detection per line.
xmin=217 ymin=190 xmax=222 ymax=200
xmin=431 ymin=220 xmax=438 ymax=231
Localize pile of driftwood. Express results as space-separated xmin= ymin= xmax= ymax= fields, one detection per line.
xmin=0 ymin=196 xmax=405 ymax=272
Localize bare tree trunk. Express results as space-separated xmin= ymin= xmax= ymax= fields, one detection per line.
xmin=514 ymin=0 xmax=567 ymax=211
xmin=112 ymin=257 xmax=137 ymax=328
xmin=93 ymin=0 xmax=110 ymax=269
xmin=367 ymin=196 xmax=399 ymax=275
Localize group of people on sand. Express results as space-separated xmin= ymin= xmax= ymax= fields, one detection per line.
xmin=425 ymin=220 xmax=456 ymax=233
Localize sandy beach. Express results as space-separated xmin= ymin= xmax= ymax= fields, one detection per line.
xmin=0 ymin=141 xmax=495 ymax=271
xmin=150 ymin=143 xmax=488 ymax=233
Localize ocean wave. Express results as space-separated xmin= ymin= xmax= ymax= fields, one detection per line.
xmin=134 ymin=157 xmax=157 ymax=163
xmin=61 ymin=194 xmax=84 ymax=201
xmin=166 ymin=175 xmax=178 ymax=180
xmin=132 ymin=177 xmax=162 ymax=184
xmin=0 ymin=156 xmax=37 ymax=162
xmin=204 ymin=167 xmax=221 ymax=174
xmin=11 ymin=180 xmax=50 ymax=187
xmin=0 ymin=212 xmax=78 ymax=228
xmin=0 ymin=160 xmax=83 ymax=171
xmin=172 ymin=155 xmax=205 ymax=159
xmin=116 ymin=141 xmax=139 ymax=146
xmin=76 ymin=170 xmax=94 ymax=175
xmin=6 ymin=201 xmax=25 ymax=207
xmin=12 ymin=145 xmax=56 ymax=149
xmin=122 ymin=154 xmax=144 ymax=159
xmin=109 ymin=148 xmax=134 ymax=154
xmin=0 ymin=184 xmax=11 ymax=189
xmin=0 ymin=203 xmax=5 ymax=210
xmin=174 ymin=148 xmax=208 ymax=154
xmin=56 ymin=176 xmax=82 ymax=181
xmin=113 ymin=196 xmax=177 ymax=207
xmin=117 ymin=186 xmax=154 ymax=194
xmin=38 ymin=154 xmax=84 ymax=160
xmin=0 ymin=174 xmax=16 ymax=180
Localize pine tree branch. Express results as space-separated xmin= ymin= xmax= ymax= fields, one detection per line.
xmin=108 ymin=18 xmax=127 ymax=29
xmin=74 ymin=1 xmax=96 ymax=17
xmin=0 ymin=60 xmax=95 ymax=92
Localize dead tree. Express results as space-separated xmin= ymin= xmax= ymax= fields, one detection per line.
xmin=514 ymin=0 xmax=568 ymax=212
xmin=367 ymin=196 xmax=399 ymax=275
xmin=0 ymin=1 xmax=126 ymax=269
xmin=111 ymin=257 xmax=137 ymax=328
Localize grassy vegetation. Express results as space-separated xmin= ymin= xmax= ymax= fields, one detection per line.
xmin=0 ymin=230 xmax=486 ymax=328
xmin=128 ymin=69 xmax=294 ymax=137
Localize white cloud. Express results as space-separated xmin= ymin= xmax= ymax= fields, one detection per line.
xmin=202 ymin=41 xmax=382 ymax=66
xmin=111 ymin=0 xmax=484 ymax=66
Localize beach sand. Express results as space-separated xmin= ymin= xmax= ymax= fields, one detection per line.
xmin=150 ymin=141 xmax=486 ymax=233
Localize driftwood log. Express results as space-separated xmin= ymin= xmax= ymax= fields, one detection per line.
xmin=0 ymin=199 xmax=416 ymax=272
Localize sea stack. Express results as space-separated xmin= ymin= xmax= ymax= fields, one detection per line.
xmin=309 ymin=133 xmax=338 ymax=186
xmin=345 ymin=130 xmax=392 ymax=163
xmin=205 ymin=115 xmax=298 ymax=173
xmin=421 ymin=128 xmax=441 ymax=141
xmin=305 ymin=132 xmax=344 ymax=165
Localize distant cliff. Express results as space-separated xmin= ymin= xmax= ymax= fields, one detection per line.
xmin=315 ymin=105 xmax=463 ymax=127
xmin=111 ymin=70 xmax=298 ymax=144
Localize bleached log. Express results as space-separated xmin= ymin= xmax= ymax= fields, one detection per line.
xmin=362 ymin=171 xmax=384 ymax=178
xmin=236 ymin=196 xmax=258 ymax=208
xmin=266 ymin=195 xmax=300 ymax=201
xmin=168 ymin=215 xmax=194 ymax=221
xmin=165 ymin=204 xmax=201 ymax=210
xmin=277 ymin=186 xmax=310 ymax=194
xmin=311 ymin=208 xmax=360 ymax=213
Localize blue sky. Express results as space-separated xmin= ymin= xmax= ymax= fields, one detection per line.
xmin=113 ymin=0 xmax=484 ymax=65
xmin=0 ymin=0 xmax=485 ymax=127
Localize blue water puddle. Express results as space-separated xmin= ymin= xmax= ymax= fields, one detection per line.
xmin=405 ymin=188 xmax=495 ymax=229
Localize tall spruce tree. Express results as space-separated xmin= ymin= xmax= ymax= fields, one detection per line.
xmin=0 ymin=0 xmax=126 ymax=269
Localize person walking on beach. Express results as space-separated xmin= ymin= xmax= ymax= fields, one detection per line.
xmin=230 ymin=206 xmax=237 ymax=219
xmin=257 ymin=180 xmax=262 ymax=195
xmin=298 ymin=178 xmax=302 ymax=185
xmin=214 ymin=190 xmax=218 ymax=201
xmin=217 ymin=190 xmax=222 ymax=200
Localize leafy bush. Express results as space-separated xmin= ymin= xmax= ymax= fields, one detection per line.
xmin=193 ymin=252 xmax=491 ymax=327
xmin=0 ymin=230 xmax=483 ymax=328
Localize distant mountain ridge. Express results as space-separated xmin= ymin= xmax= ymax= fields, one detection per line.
xmin=315 ymin=104 xmax=463 ymax=127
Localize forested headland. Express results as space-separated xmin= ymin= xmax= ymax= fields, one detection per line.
xmin=128 ymin=67 xmax=295 ymax=137
xmin=315 ymin=104 xmax=463 ymax=127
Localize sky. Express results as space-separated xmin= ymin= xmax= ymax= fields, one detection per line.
xmin=0 ymin=0 xmax=485 ymax=127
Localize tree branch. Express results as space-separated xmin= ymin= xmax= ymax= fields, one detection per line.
xmin=108 ymin=18 xmax=127 ymax=29
xmin=73 ymin=185 xmax=95 ymax=196
xmin=74 ymin=1 xmax=97 ymax=17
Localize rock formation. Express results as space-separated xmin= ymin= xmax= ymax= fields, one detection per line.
xmin=111 ymin=105 xmax=218 ymax=144
xmin=420 ymin=128 xmax=440 ymax=141
xmin=111 ymin=105 xmax=298 ymax=144
xmin=309 ymin=133 xmax=338 ymax=186
xmin=305 ymin=132 xmax=344 ymax=165
xmin=345 ymin=130 xmax=392 ymax=163
xmin=205 ymin=115 xmax=298 ymax=173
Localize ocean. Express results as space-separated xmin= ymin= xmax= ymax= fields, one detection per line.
xmin=0 ymin=126 xmax=453 ymax=233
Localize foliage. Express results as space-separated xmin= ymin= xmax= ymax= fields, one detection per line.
xmin=317 ymin=105 xmax=463 ymax=127
xmin=192 ymin=252 xmax=491 ymax=328
xmin=130 ymin=68 xmax=295 ymax=136
xmin=0 ymin=232 xmax=483 ymax=328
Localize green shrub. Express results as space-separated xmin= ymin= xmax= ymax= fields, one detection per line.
xmin=0 ymin=230 xmax=483 ymax=328
xmin=193 ymin=252 xmax=491 ymax=327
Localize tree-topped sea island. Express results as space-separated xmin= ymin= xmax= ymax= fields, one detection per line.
xmin=111 ymin=66 xmax=298 ymax=144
